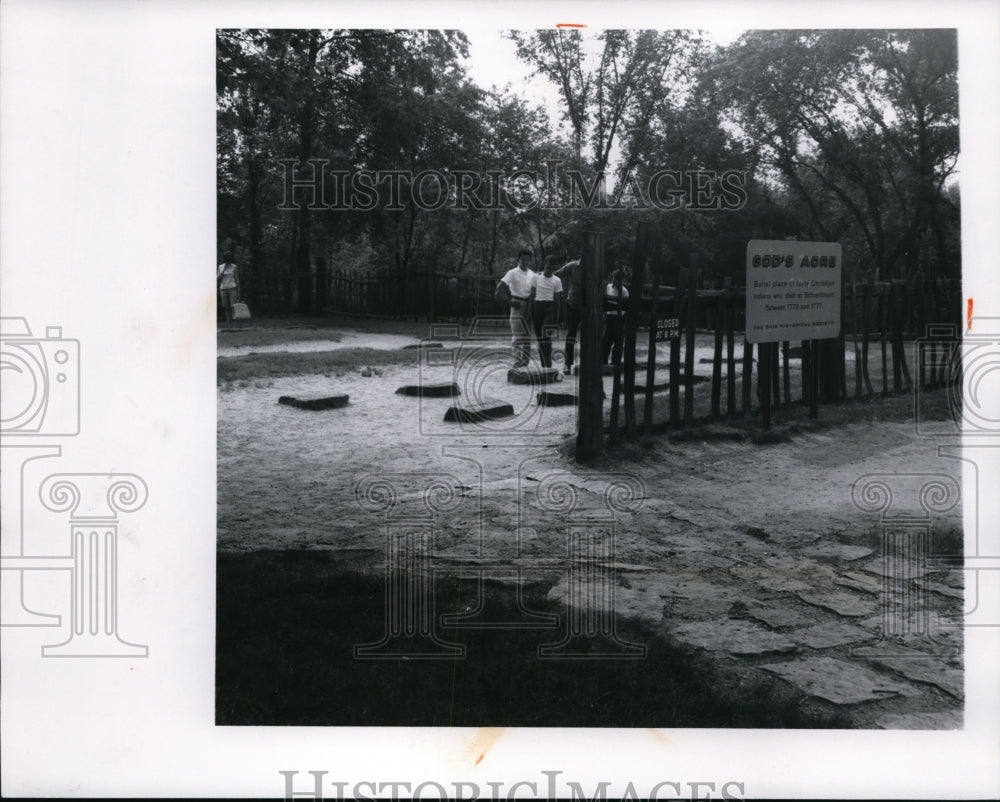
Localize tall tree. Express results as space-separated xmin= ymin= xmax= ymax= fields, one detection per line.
xmin=715 ymin=29 xmax=959 ymax=279
xmin=508 ymin=29 xmax=705 ymax=179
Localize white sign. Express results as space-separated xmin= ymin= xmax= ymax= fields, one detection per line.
xmin=745 ymin=240 xmax=842 ymax=343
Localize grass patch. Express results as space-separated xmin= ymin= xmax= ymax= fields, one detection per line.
xmin=217 ymin=550 xmax=851 ymax=728
xmin=218 ymin=328 xmax=345 ymax=348
xmin=217 ymin=347 xmax=422 ymax=384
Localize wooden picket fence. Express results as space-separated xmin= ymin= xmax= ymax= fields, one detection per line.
xmin=325 ymin=269 xmax=509 ymax=320
xmin=604 ymin=275 xmax=962 ymax=435
xmin=303 ymin=261 xmax=961 ymax=434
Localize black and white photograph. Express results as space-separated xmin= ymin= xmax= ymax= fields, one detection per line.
xmin=216 ymin=27 xmax=967 ymax=730
xmin=2 ymin=2 xmax=999 ymax=799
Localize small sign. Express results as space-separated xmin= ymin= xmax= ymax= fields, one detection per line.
xmin=745 ymin=240 xmax=842 ymax=343
xmin=654 ymin=317 xmax=681 ymax=342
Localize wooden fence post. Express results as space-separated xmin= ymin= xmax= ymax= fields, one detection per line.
xmin=726 ymin=290 xmax=737 ymax=415
xmin=764 ymin=342 xmax=774 ymax=428
xmin=810 ymin=339 xmax=820 ymax=418
xmin=899 ymin=278 xmax=913 ymax=389
xmin=838 ymin=326 xmax=848 ymax=402
xmin=683 ymin=256 xmax=698 ymax=426
xmin=818 ymin=337 xmax=838 ymax=404
xmin=644 ymin=257 xmax=660 ymax=434
xmin=802 ymin=339 xmax=810 ymax=408
xmin=770 ymin=338 xmax=781 ymax=409
xmin=623 ymin=224 xmax=648 ymax=438
xmin=608 ymin=284 xmax=625 ymax=444
xmin=880 ymin=281 xmax=890 ymax=393
xmin=711 ymin=296 xmax=723 ymax=418
xmin=576 ymin=232 xmax=605 ymax=462
xmin=669 ymin=288 xmax=682 ymax=426
xmin=625 ymin=222 xmax=655 ymax=437
xmin=851 ymin=270 xmax=862 ymax=399
xmin=861 ymin=274 xmax=874 ymax=396
xmin=741 ymin=335 xmax=753 ymax=420
xmin=890 ymin=281 xmax=903 ymax=392
xmin=782 ymin=341 xmax=791 ymax=406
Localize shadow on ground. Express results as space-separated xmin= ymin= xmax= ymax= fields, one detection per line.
xmin=217 ymin=550 xmax=852 ymax=728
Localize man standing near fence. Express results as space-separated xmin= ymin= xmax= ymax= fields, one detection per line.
xmin=602 ymin=267 xmax=629 ymax=365
xmin=555 ymin=258 xmax=583 ymax=375
xmin=495 ymin=249 xmax=536 ymax=367
xmin=530 ymin=255 xmax=564 ymax=368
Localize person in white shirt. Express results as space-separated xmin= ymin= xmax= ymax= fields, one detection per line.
xmin=495 ymin=249 xmax=537 ymax=367
xmin=602 ymin=268 xmax=630 ymax=365
xmin=217 ymin=252 xmax=240 ymax=327
xmin=530 ymin=255 xmax=564 ymax=368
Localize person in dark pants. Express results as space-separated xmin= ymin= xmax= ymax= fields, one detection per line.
xmin=602 ymin=268 xmax=629 ymax=365
xmin=554 ymin=259 xmax=582 ymax=375
xmin=530 ymin=255 xmax=564 ymax=368
xmin=495 ymin=249 xmax=536 ymax=367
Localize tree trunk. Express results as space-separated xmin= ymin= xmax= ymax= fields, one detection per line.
xmin=294 ymin=30 xmax=321 ymax=313
xmin=576 ymin=232 xmax=605 ymax=462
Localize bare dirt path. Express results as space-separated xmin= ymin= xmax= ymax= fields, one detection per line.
xmin=218 ymin=323 xmax=963 ymax=729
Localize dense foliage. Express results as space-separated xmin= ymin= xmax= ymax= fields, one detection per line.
xmin=217 ymin=28 xmax=959 ymax=313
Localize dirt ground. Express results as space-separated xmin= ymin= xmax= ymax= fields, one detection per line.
xmin=217 ymin=317 xmax=964 ymax=728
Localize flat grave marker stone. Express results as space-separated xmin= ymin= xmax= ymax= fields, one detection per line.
xmin=278 ymin=394 xmax=349 ymax=411
xmin=443 ymin=399 xmax=515 ymax=423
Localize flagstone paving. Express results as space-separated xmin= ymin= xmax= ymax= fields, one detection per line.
xmin=761 ymin=657 xmax=921 ymax=705
xmin=802 ymin=543 xmax=875 ymax=562
xmin=797 ymin=589 xmax=878 ymax=617
xmin=859 ymin=557 xmax=935 ymax=580
xmin=855 ymin=646 xmax=964 ymax=699
xmin=790 ymin=621 xmax=875 ymax=649
xmin=671 ymin=619 xmax=800 ymax=656
xmin=835 ymin=570 xmax=884 ymax=595
xmin=744 ymin=602 xmax=820 ymax=630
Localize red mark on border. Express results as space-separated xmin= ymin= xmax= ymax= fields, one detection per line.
xmin=967 ymin=298 xmax=974 ymax=332
xmin=556 ymin=23 xmax=587 ymax=28
xmin=475 ymin=753 xmax=485 ymax=766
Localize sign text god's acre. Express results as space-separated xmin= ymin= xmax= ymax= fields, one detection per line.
xmin=745 ymin=241 xmax=842 ymax=343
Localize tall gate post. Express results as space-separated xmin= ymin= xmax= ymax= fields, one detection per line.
xmin=576 ymin=232 xmax=605 ymax=462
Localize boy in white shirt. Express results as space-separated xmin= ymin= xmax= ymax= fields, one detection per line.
xmin=495 ymin=249 xmax=537 ymax=367
xmin=602 ymin=268 xmax=630 ymax=365
xmin=530 ymin=255 xmax=564 ymax=368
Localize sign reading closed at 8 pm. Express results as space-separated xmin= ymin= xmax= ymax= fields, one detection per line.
xmin=745 ymin=240 xmax=842 ymax=343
